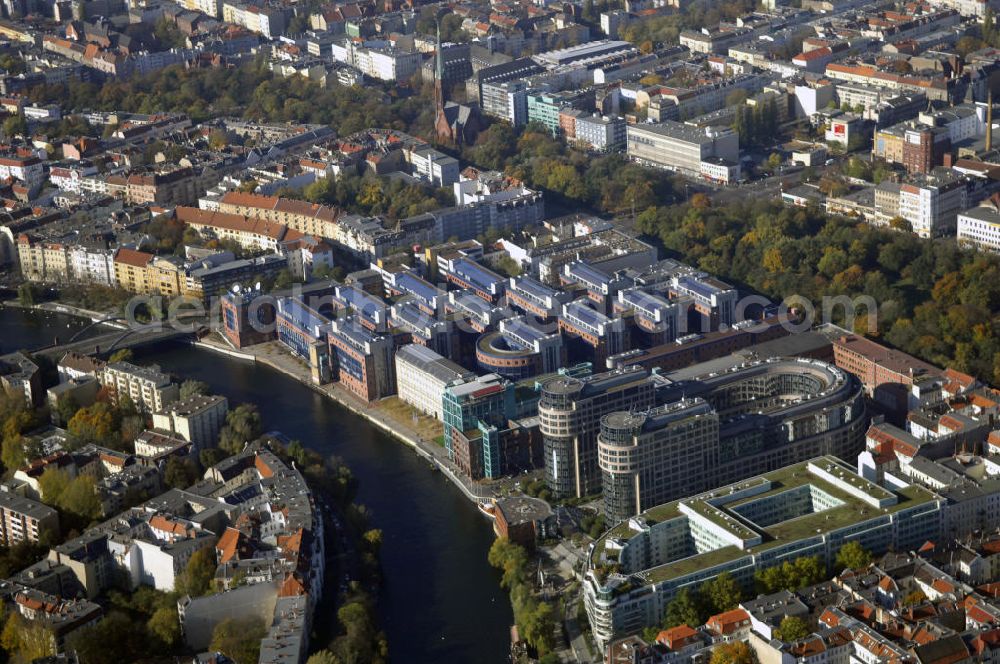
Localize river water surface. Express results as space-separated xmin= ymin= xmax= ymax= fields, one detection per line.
xmin=0 ymin=305 xmax=513 ymax=663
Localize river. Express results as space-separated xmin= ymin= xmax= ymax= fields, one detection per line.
xmin=0 ymin=305 xmax=514 ymax=663
xmin=0 ymin=304 xmax=103 ymax=353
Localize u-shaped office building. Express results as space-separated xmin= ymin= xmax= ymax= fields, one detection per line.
xmin=583 ymin=455 xmax=941 ymax=649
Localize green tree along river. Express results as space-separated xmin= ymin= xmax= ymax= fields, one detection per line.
xmin=0 ymin=305 xmax=513 ymax=662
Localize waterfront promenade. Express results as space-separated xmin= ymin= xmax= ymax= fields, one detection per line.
xmin=1 ymin=302 xmax=519 ymax=663
xmin=192 ymin=335 xmax=500 ymax=505
xmin=5 ymin=298 xmax=501 ymax=506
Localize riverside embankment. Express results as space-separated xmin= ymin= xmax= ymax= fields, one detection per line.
xmin=1 ymin=306 xmax=514 ymax=664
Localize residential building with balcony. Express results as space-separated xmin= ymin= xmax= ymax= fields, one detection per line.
xmin=99 ymin=362 xmax=179 ymax=413
xmin=0 ymin=492 xmax=58 ymax=545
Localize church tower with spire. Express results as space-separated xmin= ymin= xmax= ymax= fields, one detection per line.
xmin=434 ymin=21 xmax=454 ymax=143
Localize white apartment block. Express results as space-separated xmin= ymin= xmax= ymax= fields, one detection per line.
xmin=0 ymin=156 xmax=44 ymax=188
xmin=835 ymin=82 xmax=887 ymax=111
xmin=176 ymin=0 xmax=222 ymax=17
xmin=114 ymin=515 xmax=216 ymax=592
xmin=899 ymin=178 xmax=967 ymax=238
xmin=134 ymin=430 xmax=190 ymax=459
xmin=958 ymin=205 xmax=1000 ymax=251
xmin=575 ymin=114 xmax=626 ymax=152
xmin=408 ymin=148 xmax=460 ymax=189
xmin=333 ymin=40 xmax=422 ymax=82
xmin=151 ymin=394 xmax=229 ymax=450
xmin=221 ymin=2 xmax=285 ymax=37
xmin=100 ymin=362 xmax=179 ymax=413
xmin=69 ymin=246 xmax=116 ymax=287
xmin=918 ymin=103 xmax=987 ymax=144
xmin=699 ymin=157 xmax=741 ymax=184
xmin=926 ymin=0 xmax=1000 ymax=17
xmin=481 ymin=80 xmax=528 ymax=126
xmin=394 ymin=344 xmax=475 ymax=421
xmin=49 ymin=164 xmax=99 ymax=193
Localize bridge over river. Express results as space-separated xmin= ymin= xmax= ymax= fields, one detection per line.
xmin=25 ymin=309 xmax=206 ymax=361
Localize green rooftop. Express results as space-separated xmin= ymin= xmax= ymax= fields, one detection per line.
xmin=590 ymin=456 xmax=942 ymax=587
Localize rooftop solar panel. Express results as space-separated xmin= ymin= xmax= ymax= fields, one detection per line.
xmin=397 ymin=273 xmax=441 ymax=304
xmin=279 ymin=297 xmax=331 ymax=332
xmin=566 ymin=261 xmax=610 ymax=288
xmin=455 ymin=258 xmax=504 ymax=292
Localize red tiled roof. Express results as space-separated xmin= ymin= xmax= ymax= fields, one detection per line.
xmin=149 ymin=515 xmax=189 ymax=537
xmin=707 ymin=608 xmax=750 ymax=634
xmin=176 ymin=206 xmax=288 ymax=241
xmin=216 ymin=527 xmax=242 ymax=564
xmin=219 ymin=191 xmax=279 ymax=210
xmin=278 ymin=573 xmax=306 ymax=597
xmin=254 ymin=454 xmax=276 ymax=479
xmin=114 ymin=247 xmax=154 ymax=268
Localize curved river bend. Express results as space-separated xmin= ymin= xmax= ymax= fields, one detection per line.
xmin=0 ymin=305 xmax=513 ymax=663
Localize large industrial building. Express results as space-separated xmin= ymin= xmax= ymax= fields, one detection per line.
xmin=626 ymin=121 xmax=739 ymax=176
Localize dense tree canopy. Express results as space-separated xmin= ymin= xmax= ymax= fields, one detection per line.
xmin=219 ymin=403 xmax=263 ymax=455
xmin=209 ymin=617 xmax=267 ymax=664
xmin=638 ymin=200 xmax=1000 ymax=384
xmin=177 ymin=546 xmax=217 ymax=597
xmin=755 ymin=556 xmax=826 ymax=594
xmin=487 ymin=538 xmax=558 ymax=656
xmin=465 ymin=122 xmax=677 ymax=217
xmin=775 ymin=615 xmax=812 ymax=642
xmin=710 ymin=641 xmax=755 ymax=664
xmin=835 ymin=541 xmax=874 ymax=572
xmin=1 ymin=610 xmax=54 ymax=663
xmin=27 ymin=58 xmax=433 ymax=135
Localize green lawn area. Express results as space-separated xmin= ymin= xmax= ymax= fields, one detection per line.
xmin=594 ymin=458 xmax=941 ymax=587
xmin=375 ymin=396 xmax=444 ymax=442
xmin=642 ymin=546 xmax=747 ymax=584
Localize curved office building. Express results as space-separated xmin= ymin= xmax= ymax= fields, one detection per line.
xmin=597 ymin=357 xmax=868 ymax=524
xmin=476 ymin=317 xmax=564 ymax=381
xmin=476 ymin=331 xmax=543 ymax=380
xmin=538 ymin=366 xmax=658 ymax=498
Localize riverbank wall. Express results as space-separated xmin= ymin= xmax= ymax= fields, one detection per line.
xmin=189 ymin=339 xmax=487 ymax=505
xmin=3 ymin=296 xmax=490 ymax=506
